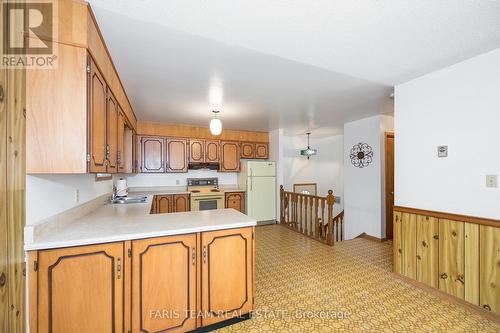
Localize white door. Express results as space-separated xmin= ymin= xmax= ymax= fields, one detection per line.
xmin=248 ymin=176 xmax=276 ymax=221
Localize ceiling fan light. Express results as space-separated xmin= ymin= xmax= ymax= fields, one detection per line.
xmin=209 ymin=118 xmax=222 ymax=135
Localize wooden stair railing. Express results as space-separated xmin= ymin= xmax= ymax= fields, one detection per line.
xmin=279 ymin=185 xmax=344 ymax=246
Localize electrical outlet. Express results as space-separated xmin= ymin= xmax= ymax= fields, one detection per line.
xmin=486 ymin=175 xmax=498 ymax=188
xmin=75 ymin=189 xmax=80 ymax=203
xmin=176 ymin=179 xmax=180 ymax=185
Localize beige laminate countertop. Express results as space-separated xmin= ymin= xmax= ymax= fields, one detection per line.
xmin=25 ymin=193 xmax=255 ymax=251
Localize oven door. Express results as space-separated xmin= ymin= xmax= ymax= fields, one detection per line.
xmin=190 ymin=195 xmax=224 ymax=211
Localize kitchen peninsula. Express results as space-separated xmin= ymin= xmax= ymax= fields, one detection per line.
xmin=25 ymin=193 xmax=256 ymax=333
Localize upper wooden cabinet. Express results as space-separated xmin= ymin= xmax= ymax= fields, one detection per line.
xmin=132 ymin=235 xmax=197 ymax=333
xmin=189 ymin=139 xmax=220 ymax=164
xmin=33 ymin=242 xmax=125 ymax=333
xmin=255 ymin=143 xmax=269 ymax=159
xmin=117 ymin=110 xmax=126 ymax=172
xmin=220 ymin=141 xmax=240 ymax=172
xmin=167 ymin=138 xmax=189 ymax=172
xmin=201 ymin=228 xmax=254 ymax=326
xmin=26 ymin=2 xmax=137 ymax=174
xmin=240 ymin=143 xmax=255 ymax=159
xmin=139 ymin=136 xmax=166 ymax=173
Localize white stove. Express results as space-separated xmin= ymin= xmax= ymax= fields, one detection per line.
xmin=187 ymin=178 xmax=225 ymax=211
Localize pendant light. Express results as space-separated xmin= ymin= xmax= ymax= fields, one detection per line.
xmin=300 ymin=132 xmax=317 ymax=159
xmin=209 ymin=110 xmax=222 ymax=135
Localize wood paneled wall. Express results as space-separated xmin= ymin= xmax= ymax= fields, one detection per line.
xmin=0 ymin=3 xmax=26 ymax=331
xmin=137 ymin=121 xmax=269 ymax=143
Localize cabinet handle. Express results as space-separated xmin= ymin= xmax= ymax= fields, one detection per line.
xmin=440 ymin=273 xmax=448 ymax=280
xmin=192 ymin=248 xmax=196 ymax=266
xmin=456 ymin=274 xmax=465 ymax=284
xmin=483 ymin=304 xmax=492 ymax=311
xmin=117 ymin=258 xmax=121 ymax=279
xmin=203 ymin=246 xmax=207 ymax=264
xmin=0 ymin=272 xmax=5 ymax=287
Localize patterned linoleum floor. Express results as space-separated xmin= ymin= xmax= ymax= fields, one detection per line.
xmin=216 ymin=225 xmax=500 ymax=333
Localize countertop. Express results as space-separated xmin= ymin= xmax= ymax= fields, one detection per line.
xmin=25 ymin=194 xmax=256 ymax=251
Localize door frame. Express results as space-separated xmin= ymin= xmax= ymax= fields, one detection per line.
xmin=385 ymin=132 xmax=395 ymax=239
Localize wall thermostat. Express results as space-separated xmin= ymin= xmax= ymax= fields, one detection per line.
xmin=437 ymin=145 xmax=448 ymax=158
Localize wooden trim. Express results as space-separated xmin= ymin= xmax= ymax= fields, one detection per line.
xmin=357 ymin=233 xmax=387 ymax=242
xmin=28 ymin=252 xmax=38 ymax=333
xmin=137 ymin=121 xmax=269 ymax=143
xmin=123 ymin=241 xmax=131 ymax=333
xmin=393 ymin=206 xmax=500 ymax=227
xmin=393 ymin=272 xmax=500 ymax=324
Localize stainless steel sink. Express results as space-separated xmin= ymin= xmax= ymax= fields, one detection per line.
xmin=111 ymin=196 xmax=148 ymax=204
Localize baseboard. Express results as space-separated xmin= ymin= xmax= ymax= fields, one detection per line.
xmin=392 ymin=272 xmax=500 ymax=324
xmin=189 ymin=313 xmax=251 ymax=332
xmin=356 ymin=232 xmax=387 ymax=242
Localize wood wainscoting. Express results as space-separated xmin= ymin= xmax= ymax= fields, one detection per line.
xmin=393 ymin=206 xmax=500 ymax=317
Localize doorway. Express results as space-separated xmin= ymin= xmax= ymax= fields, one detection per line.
xmin=385 ymin=132 xmax=395 ymax=239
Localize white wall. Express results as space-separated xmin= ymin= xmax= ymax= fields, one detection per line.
xmin=269 ymin=128 xmax=284 ymax=219
xmin=26 ymin=174 xmax=113 ymax=225
xmin=344 ymin=114 xmax=393 ymax=240
xmin=281 ymin=133 xmax=344 ymax=216
xmin=395 ymin=48 xmax=500 ymax=219
xmin=123 ymin=170 xmax=238 ymax=188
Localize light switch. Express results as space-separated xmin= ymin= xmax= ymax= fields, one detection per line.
xmin=437 ymin=145 xmax=448 ymax=158
xmin=486 ymin=175 xmax=498 ymax=188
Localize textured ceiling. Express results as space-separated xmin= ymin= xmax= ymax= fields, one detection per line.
xmin=88 ymin=0 xmax=500 ymax=134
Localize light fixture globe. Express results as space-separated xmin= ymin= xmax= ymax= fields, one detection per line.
xmin=209 ymin=110 xmax=222 ymax=135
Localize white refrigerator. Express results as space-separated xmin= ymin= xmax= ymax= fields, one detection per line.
xmin=239 ymin=161 xmax=276 ymax=222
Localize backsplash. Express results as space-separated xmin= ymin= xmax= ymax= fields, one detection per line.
xmin=120 ymin=170 xmax=238 ymax=188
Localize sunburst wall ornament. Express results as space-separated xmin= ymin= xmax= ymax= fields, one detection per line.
xmin=350 ymin=143 xmax=374 ymax=168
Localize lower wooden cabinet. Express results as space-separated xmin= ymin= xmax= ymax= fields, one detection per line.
xmin=225 ymin=192 xmax=245 ymax=214
xmin=132 ymin=234 xmax=197 ymax=333
xmin=152 ymin=194 xmax=190 ymax=214
xmin=394 ymin=208 xmax=498 ymax=315
xmin=29 ymin=227 xmax=255 ymax=332
xmin=201 ymin=228 xmax=254 ymax=326
xmin=33 ymin=242 xmax=124 ymax=333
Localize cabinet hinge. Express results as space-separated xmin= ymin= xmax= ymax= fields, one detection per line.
xmin=128 ymin=248 xmax=132 ymax=258
xmin=86 ymin=154 xmax=91 ymax=162
xmin=117 ymin=258 xmax=121 ymax=279
xmin=34 ymin=260 xmax=38 ymax=272
xmin=86 ymin=64 xmax=91 ymax=74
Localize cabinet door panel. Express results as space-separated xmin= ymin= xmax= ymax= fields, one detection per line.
xmin=156 ymin=195 xmax=173 ymax=214
xmin=401 ymin=213 xmax=417 ymax=279
xmin=107 ymin=90 xmax=119 ymax=173
xmin=220 ymin=141 xmax=240 ymax=172
xmin=37 ymin=243 xmax=123 ymax=333
xmin=240 ymin=143 xmax=255 ymax=159
xmin=480 ymin=225 xmax=500 ymax=314
xmin=140 ymin=136 xmax=165 ymax=173
xmin=225 ymin=192 xmax=245 ymax=213
xmin=439 ymin=219 xmax=465 ymax=299
xmin=189 ymin=139 xmax=204 ymax=163
xmin=117 ymin=110 xmax=126 ymax=172
xmin=132 ymin=234 xmax=196 ymax=333
xmin=416 ymin=215 xmax=438 ymax=288
xmin=255 ymin=143 xmax=269 ymax=159
xmin=201 ymin=228 xmax=253 ymax=326
xmin=205 ymin=140 xmax=220 ymax=163
xmin=167 ymin=138 xmax=188 ymax=173
xmin=89 ymin=59 xmax=107 ymax=173
xmin=173 ymin=194 xmax=190 ymax=212
xmin=393 ymin=211 xmax=402 ymax=274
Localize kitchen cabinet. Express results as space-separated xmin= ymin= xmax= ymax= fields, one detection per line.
xmin=416 ymin=215 xmax=439 ymax=288
xmin=33 ymin=242 xmax=124 ymax=333
xmin=132 ymin=234 xmax=197 ymax=333
xmin=480 ymin=225 xmax=500 ymax=314
xmin=225 ymin=192 xmax=245 ymax=214
xmin=220 ymin=141 xmax=240 ymax=172
xmin=255 ymin=143 xmax=269 ymax=159
xmin=189 ymin=139 xmax=220 ymax=164
xmin=205 ymin=140 xmax=220 ymax=163
xmin=152 ymin=194 xmax=190 ymax=214
xmin=139 ymin=136 xmax=166 ymax=173
xmin=439 ymin=219 xmax=465 ymax=299
xmin=201 ymin=227 xmax=254 ymax=326
xmin=240 ymin=143 xmax=255 ymax=159
xmin=117 ymin=110 xmax=126 ymax=172
xmin=107 ymin=89 xmax=119 ymax=173
xmin=166 ymin=138 xmax=189 ymax=172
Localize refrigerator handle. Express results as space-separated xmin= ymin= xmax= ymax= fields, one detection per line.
xmin=250 ymin=168 xmax=253 ymax=177
xmin=250 ymin=178 xmax=253 ymax=191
